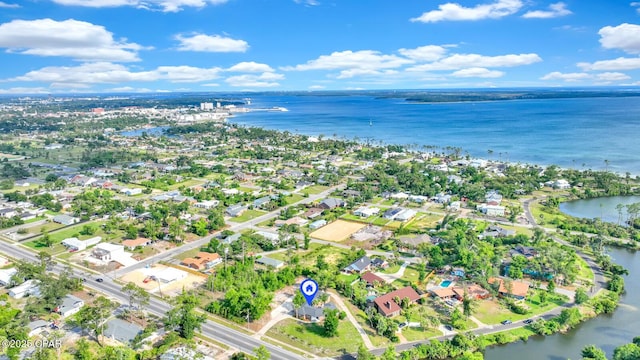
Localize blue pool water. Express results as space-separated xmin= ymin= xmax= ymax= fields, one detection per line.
xmin=440 ymin=280 xmax=452 ymax=287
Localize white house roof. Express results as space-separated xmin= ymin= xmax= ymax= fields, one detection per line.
xmin=155 ymin=267 xmax=187 ymax=283
xmin=0 ymin=268 xmax=17 ymax=286
xmin=95 ymin=242 xmax=124 ymax=253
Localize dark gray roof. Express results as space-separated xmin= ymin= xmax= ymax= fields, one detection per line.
xmin=344 ymin=256 xmax=371 ymax=272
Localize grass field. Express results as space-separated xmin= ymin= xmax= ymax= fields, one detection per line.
xmin=284 ymin=194 xmax=304 ymax=205
xmin=474 ymin=292 xmax=568 ymax=324
xmin=167 ymin=179 xmax=205 ymax=190
xmin=401 ymin=326 xmax=442 ymax=341
xmin=265 ymin=318 xmax=362 ymax=356
xmin=406 ymin=213 xmax=443 ymax=231
xmin=299 ymin=244 xmax=349 ymax=267
xmin=231 ymin=209 xmax=267 ymax=223
xmin=301 ymin=185 xmax=328 ymax=195
xmin=310 ymin=220 xmax=365 ymax=242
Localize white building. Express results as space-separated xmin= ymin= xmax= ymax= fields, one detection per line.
xmin=0 ymin=268 xmax=17 ymax=287
xmin=92 ymin=243 xmax=125 ymax=261
xmin=554 ymin=179 xmax=571 ymax=189
xmin=200 ymin=102 xmax=214 ymax=111
xmin=353 ymin=207 xmax=380 ymax=218
xmin=9 ymin=279 xmax=40 ymax=299
xmin=478 ymin=204 xmax=506 ymax=217
xmin=121 ymin=188 xmax=142 ymax=196
xmin=155 ymin=267 xmax=187 ymax=284
xmin=256 ymin=231 xmax=280 ymax=243
xmin=62 ymin=236 xmax=102 ymax=251
xmin=193 ymin=200 xmax=220 ymax=209
xmin=395 ymin=209 xmax=417 ymax=221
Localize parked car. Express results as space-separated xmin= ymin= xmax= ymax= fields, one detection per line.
xmin=444 ymin=325 xmax=453 ymax=331
xmin=96 ymin=278 xmax=104 ymax=283
xmin=523 ymin=319 xmax=533 ymax=324
xmin=501 ymin=320 xmax=513 ymax=325
xmin=399 ymin=322 xmax=408 ymax=329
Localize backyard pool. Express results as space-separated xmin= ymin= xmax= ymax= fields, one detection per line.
xmin=440 ymin=280 xmax=452 ymax=287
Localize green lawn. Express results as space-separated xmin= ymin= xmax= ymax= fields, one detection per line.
xmin=474 ymin=292 xmax=568 ymax=324
xmin=575 ymin=255 xmax=595 ymax=282
xmin=301 ymin=185 xmax=329 ymax=195
xmin=265 ymin=318 xmax=362 ymax=356
xmin=530 ymin=201 xmax=568 ymax=228
xmin=24 ymin=242 xmax=67 ymax=255
xmin=392 ymin=265 xmax=421 ymax=287
xmin=174 ymin=248 xmax=202 ymax=261
xmin=237 ymin=186 xmax=257 ymax=193
xmin=406 ymin=213 xmax=443 ymax=231
xmin=299 ymin=244 xmax=350 ymax=268
xmin=284 ymin=194 xmax=304 ymax=205
xmin=25 ymin=222 xmax=65 ymax=235
xmin=380 ymin=264 xmax=401 ymax=274
xmin=231 ymin=209 xmax=267 ymax=223
xmin=401 ymin=326 xmax=442 ymax=341
xmin=343 ymin=301 xmax=391 ymax=348
xmin=167 ymin=179 xmax=204 ymax=190
xmin=336 ymin=273 xmax=359 ymax=284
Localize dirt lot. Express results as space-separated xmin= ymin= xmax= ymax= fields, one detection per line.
xmin=309 ymin=219 xmax=366 ymax=242
xmin=119 ymin=264 xmax=206 ymax=295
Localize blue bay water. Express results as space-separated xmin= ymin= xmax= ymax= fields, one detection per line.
xmin=230 ymin=94 xmax=640 ymax=174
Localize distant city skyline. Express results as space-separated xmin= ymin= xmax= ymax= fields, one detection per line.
xmin=0 ymin=0 xmax=639 ymax=93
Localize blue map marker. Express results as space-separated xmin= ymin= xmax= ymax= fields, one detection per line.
xmin=300 ymin=278 xmax=319 ymax=306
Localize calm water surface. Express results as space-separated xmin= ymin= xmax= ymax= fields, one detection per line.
xmin=231 ymin=94 xmax=640 ymax=174
xmin=560 ymin=196 xmax=640 ymax=225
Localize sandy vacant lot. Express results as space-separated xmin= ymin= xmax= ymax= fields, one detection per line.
xmin=119 ymin=264 xmax=206 ymax=295
xmin=310 ymin=220 xmax=366 ymax=242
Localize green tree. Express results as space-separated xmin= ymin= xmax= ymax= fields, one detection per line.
xmin=547 ymin=279 xmax=556 ymax=294
xmin=357 ymin=343 xmax=375 ymax=360
xmin=380 ymin=345 xmax=397 ymax=360
xmin=253 ymin=345 xmax=270 ymax=360
xmin=581 ymin=344 xmax=607 ymax=360
xmin=462 ymin=291 xmax=478 ymax=318
xmin=164 ymin=290 xmax=206 ymax=339
xmin=575 ymin=288 xmax=589 ymax=304
xmin=323 ymin=309 xmax=339 ymax=337
xmin=74 ymin=338 xmax=93 ymax=360
xmin=292 ymin=292 xmax=305 ymax=318
xmin=613 ymin=343 xmax=640 ymax=360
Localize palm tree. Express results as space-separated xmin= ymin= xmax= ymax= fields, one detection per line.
xmin=461 ymin=289 xmax=478 ymax=318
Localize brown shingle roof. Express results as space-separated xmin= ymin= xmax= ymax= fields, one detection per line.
xmin=122 ymin=237 xmax=150 ymax=248
xmin=361 ymin=272 xmax=385 ymax=285
xmin=374 ymin=286 xmax=421 ymax=317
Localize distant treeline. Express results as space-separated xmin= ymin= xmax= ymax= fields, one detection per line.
xmin=376 ymin=90 xmax=640 ymax=103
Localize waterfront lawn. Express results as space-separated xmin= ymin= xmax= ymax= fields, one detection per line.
xmin=575 ymin=255 xmax=595 ymax=282
xmin=301 ymin=185 xmax=328 ymax=195
xmin=401 ymin=326 xmax=442 ymax=341
xmin=265 ymin=318 xmax=362 ymax=356
xmin=231 ymin=209 xmax=266 ymax=223
xmin=475 ymin=292 xmax=568 ymax=324
xmin=530 ymin=201 xmax=568 ymax=228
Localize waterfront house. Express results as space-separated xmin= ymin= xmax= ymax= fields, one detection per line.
xmin=374 ymin=286 xmax=421 ymax=317
xmin=488 ymin=277 xmax=529 ymax=300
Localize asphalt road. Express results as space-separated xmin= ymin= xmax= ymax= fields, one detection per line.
xmin=0 ymin=239 xmax=306 ymax=359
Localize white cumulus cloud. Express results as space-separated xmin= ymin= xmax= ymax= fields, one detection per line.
xmin=283 ymin=50 xmax=413 ymax=79
xmin=8 ymin=62 xmax=222 ymax=84
xmin=0 ymin=18 xmax=143 ymax=62
xmin=51 ymin=0 xmax=228 ymax=12
xmin=225 ymin=72 xmax=284 ymax=87
xmin=598 ymin=23 xmax=640 ymax=54
xmin=175 ymin=33 xmax=248 ymax=53
xmin=522 ymin=2 xmax=571 ymax=19
xmin=540 ymin=71 xmax=590 ymax=81
xmin=407 ymin=53 xmax=541 ymax=71
xmin=398 ymin=45 xmax=448 ymax=62
xmin=0 ymin=1 xmax=20 ymax=8
xmin=595 ymin=72 xmax=630 ymax=81
xmin=451 ymin=67 xmax=504 ymax=78
xmin=411 ymin=0 xmax=522 ymax=23
xmin=226 ymin=61 xmax=273 ymax=73
xmin=578 ymin=57 xmax=640 ymax=71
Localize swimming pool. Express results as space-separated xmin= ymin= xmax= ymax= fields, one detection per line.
xmin=440 ymin=280 xmax=452 ymax=287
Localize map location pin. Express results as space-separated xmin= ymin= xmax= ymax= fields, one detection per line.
xmin=300 ymin=278 xmax=319 ymax=306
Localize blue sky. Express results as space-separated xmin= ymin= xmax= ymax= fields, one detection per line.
xmin=0 ymin=0 xmax=639 ymax=93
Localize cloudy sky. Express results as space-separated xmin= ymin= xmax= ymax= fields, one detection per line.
xmin=0 ymin=0 xmax=639 ymax=93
